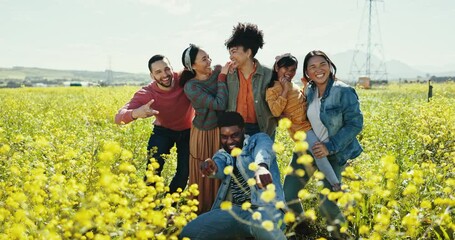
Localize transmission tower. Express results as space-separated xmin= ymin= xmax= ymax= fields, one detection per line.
xmin=349 ymin=0 xmax=388 ymax=85
xmin=105 ymin=56 xmax=114 ymax=86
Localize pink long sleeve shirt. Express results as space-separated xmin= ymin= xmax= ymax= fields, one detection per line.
xmin=115 ymin=73 xmax=194 ymax=131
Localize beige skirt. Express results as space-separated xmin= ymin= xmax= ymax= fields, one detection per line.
xmin=188 ymin=126 xmax=221 ymax=214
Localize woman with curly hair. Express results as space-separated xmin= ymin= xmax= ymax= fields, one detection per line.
xmin=224 ymin=22 xmax=277 ymax=138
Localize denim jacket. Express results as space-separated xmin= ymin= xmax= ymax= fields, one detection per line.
xmin=210 ymin=133 xmax=285 ymax=210
xmin=305 ymin=78 xmax=363 ymax=165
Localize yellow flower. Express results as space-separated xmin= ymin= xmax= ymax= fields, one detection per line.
xmin=284 ymin=166 xmax=293 ymax=175
xmin=241 ymin=202 xmax=251 ymax=210
xmin=173 ymin=216 xmax=188 ymax=227
xmin=297 ymin=154 xmax=313 ymax=165
xmin=443 ymin=187 xmax=452 ymax=194
xmin=359 ymin=225 xmax=370 ymax=235
xmin=283 ymin=212 xmax=296 ymax=224
xmin=247 ymin=178 xmax=256 ymax=186
xmin=295 ymin=169 xmax=305 ymax=177
xmin=314 ymin=171 xmax=325 ymax=181
xmin=275 ymin=201 xmax=285 ymax=209
xmin=266 ymin=184 xmax=276 ymax=191
xmin=220 ymin=201 xmax=232 ymax=211
xmin=252 ymin=211 xmax=262 ymax=220
xmin=103 ymin=141 xmax=122 ymax=155
xmin=420 ymin=200 xmax=432 ymax=209
xmin=262 ymin=220 xmax=274 ymax=231
xmin=304 ymin=209 xmax=317 ymax=221
xmin=231 ymin=147 xmax=242 ymax=157
xmin=320 ymin=188 xmax=330 ymax=196
xmin=293 ymin=131 xmax=307 ymax=141
xmin=119 ymin=162 xmax=136 ymax=173
xmin=278 ymin=118 xmax=292 ymax=130
xmin=0 ymin=144 xmax=10 ymax=154
xmin=248 ymin=162 xmax=258 ymax=171
xmin=260 ymin=189 xmax=276 ymax=203
xmin=294 ymin=141 xmax=309 ymax=153
xmin=224 ymin=166 xmax=234 ymax=175
xmin=298 ymin=189 xmax=311 ymax=199
xmin=403 ymin=184 xmax=417 ymax=196
xmin=120 ymin=149 xmax=133 ymax=161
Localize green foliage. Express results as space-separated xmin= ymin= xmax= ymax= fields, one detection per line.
xmin=0 ymin=83 xmax=454 ymax=239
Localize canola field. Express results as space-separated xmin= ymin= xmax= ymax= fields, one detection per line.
xmin=0 ymin=83 xmax=454 ymax=239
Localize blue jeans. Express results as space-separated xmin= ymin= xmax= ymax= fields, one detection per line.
xmin=180 ymin=205 xmax=286 ymax=240
xmin=146 ymin=125 xmax=190 ymax=193
xmin=245 ymin=123 xmax=275 ymax=141
xmin=283 ymin=153 xmax=346 ymax=224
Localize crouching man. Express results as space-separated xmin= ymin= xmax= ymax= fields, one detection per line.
xmin=180 ymin=111 xmax=286 ymax=240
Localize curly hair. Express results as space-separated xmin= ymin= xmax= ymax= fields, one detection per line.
xmin=225 ymin=22 xmax=264 ymax=57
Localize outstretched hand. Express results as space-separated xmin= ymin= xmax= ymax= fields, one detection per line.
xmin=200 ymin=158 xmax=217 ymax=177
xmin=132 ymin=99 xmax=159 ymax=119
xmin=255 ymin=165 xmax=272 ymax=189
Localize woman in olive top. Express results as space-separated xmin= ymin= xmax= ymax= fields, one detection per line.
xmin=180 ymin=44 xmax=232 ymax=214
xmin=224 ymin=22 xmax=277 ymax=138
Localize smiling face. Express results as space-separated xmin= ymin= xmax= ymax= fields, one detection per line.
xmin=220 ymin=125 xmax=244 ymax=154
xmin=276 ymin=64 xmax=297 ymax=82
xmin=192 ymin=49 xmax=213 ymax=78
xmin=305 ymin=55 xmax=331 ymax=86
xmin=228 ymin=46 xmax=251 ymax=69
xmin=150 ymin=59 xmax=174 ymax=89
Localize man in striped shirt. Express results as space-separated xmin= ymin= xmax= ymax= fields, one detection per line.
xmin=180 ymin=111 xmax=286 ymax=240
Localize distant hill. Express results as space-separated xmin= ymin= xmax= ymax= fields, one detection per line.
xmin=293 ymin=50 xmax=453 ymax=82
xmin=0 ymin=66 xmax=150 ymax=87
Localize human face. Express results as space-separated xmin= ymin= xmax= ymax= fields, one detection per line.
xmin=220 ymin=125 xmax=244 ymax=154
xmin=192 ymin=49 xmax=212 ymax=77
xmin=276 ymin=64 xmax=297 ymax=82
xmin=150 ymin=59 xmax=174 ymax=89
xmin=305 ymin=56 xmax=331 ymax=86
xmin=228 ymin=46 xmax=251 ymax=69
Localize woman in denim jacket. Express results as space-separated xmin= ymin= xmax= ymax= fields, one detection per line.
xmin=286 ymin=50 xmax=363 ymax=238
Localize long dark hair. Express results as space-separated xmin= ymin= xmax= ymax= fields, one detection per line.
xmin=267 ymin=54 xmax=298 ymax=88
xmin=179 ymin=44 xmax=200 ymax=87
xmin=302 ymin=50 xmax=337 ymax=82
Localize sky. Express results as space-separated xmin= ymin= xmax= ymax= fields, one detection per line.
xmin=1 ymin=0 xmax=454 ymax=74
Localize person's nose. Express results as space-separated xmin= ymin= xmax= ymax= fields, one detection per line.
xmin=226 ymin=137 xmax=235 ymax=145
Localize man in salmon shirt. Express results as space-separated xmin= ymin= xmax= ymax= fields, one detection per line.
xmin=224 ymin=22 xmax=277 ymax=139
xmin=115 ymin=54 xmax=194 ymax=193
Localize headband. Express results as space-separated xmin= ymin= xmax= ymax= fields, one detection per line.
xmin=275 ymin=53 xmax=293 ymax=64
xmin=183 ymin=44 xmax=194 ymax=72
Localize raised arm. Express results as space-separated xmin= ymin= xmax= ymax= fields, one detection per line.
xmin=265 ymin=82 xmax=289 ymax=117
xmin=114 ymin=88 xmax=158 ymax=124
xmin=184 ymin=70 xmax=228 ymax=111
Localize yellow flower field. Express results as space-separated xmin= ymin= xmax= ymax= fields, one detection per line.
xmin=0 ymin=83 xmax=454 ymax=239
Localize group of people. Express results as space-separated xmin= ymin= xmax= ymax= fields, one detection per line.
xmin=115 ymin=22 xmax=364 ymax=239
